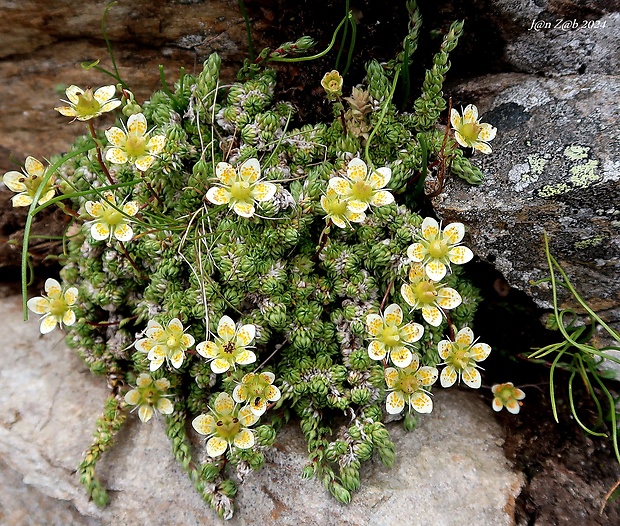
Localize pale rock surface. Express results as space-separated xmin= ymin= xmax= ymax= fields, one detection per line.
xmin=0 ymin=293 xmax=523 ymax=525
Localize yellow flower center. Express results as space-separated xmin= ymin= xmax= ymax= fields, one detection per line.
xmin=75 ymin=90 xmax=101 ymax=117
xmin=125 ymin=134 xmax=147 ymax=158
xmin=230 ymin=181 xmax=252 ymax=201
xmin=459 ymin=122 xmax=481 ymax=143
xmin=380 ymin=325 xmax=401 ymax=347
xmin=398 ymin=374 xmax=420 ymax=395
xmin=216 ymin=414 xmax=241 ymax=440
xmin=141 ymin=387 xmax=159 ymax=405
xmin=48 ymin=297 xmax=68 ymax=317
xmin=102 ymin=205 xmax=124 ymax=225
xmin=166 ymin=334 xmax=181 ymax=349
xmin=350 ymin=180 xmax=373 ymax=202
xmin=449 ymin=344 xmax=471 ymax=371
xmin=428 ymin=239 xmax=448 ymax=259
xmin=415 ymin=281 xmax=438 ymax=304
xmin=327 ymin=198 xmax=348 ymax=216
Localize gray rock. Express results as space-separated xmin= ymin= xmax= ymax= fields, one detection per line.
xmin=484 ymin=1 xmax=620 ymax=76
xmin=439 ymin=73 xmax=620 ymax=321
xmin=0 ymin=294 xmax=523 ymax=525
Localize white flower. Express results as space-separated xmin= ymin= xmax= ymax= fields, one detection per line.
xmin=206 ymin=158 xmax=276 ymax=218
xmin=27 ymin=278 xmax=78 ymax=334
xmin=450 ymin=104 xmax=497 ymax=154
xmin=85 ymin=191 xmax=139 ymax=242
xmin=105 ymin=113 xmax=166 ymax=171
xmin=54 ymin=85 xmax=121 ymax=121
xmin=438 ymin=327 xmax=491 ymax=389
xmin=407 ymin=217 xmax=473 ymax=281
xmin=3 ymin=156 xmax=55 ymax=207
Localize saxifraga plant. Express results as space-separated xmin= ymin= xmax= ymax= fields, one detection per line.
xmin=5 ymin=2 xmax=506 ymax=519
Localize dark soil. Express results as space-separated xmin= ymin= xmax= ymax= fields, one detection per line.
xmin=470 ymin=261 xmax=620 ymax=526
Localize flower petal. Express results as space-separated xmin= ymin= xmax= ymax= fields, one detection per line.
xmin=370 ymin=167 xmax=391 ymax=188
xmin=455 ymin=327 xmax=474 ymax=346
xmin=217 ymin=316 xmax=236 ymax=339
xmin=249 ymin=398 xmax=267 ymax=416
xmin=105 ymin=127 xmax=126 ymax=147
xmin=157 ymin=398 xmax=174 ymax=415
xmin=328 ymin=176 xmax=352 ymax=196
xmin=114 ymin=224 xmax=134 ymax=242
xmin=417 ymin=366 xmax=438 ymax=386
xmin=27 ymin=297 xmax=48 ymax=315
xmin=384 ymin=367 xmax=399 ymax=388
xmin=422 ymin=305 xmax=442 ymax=327
xmin=425 ymin=261 xmax=447 ymax=282
xmin=63 ymin=309 xmax=76 ymax=326
xmin=454 ymin=130 xmax=470 ymax=148
xmin=407 ymin=243 xmax=425 ymax=262
xmin=99 ymin=100 xmax=122 ymax=114
xmin=462 ymin=104 xmax=478 ymax=124
xmin=346 ymin=158 xmax=367 ymax=181
xmin=206 ymin=436 xmax=228 ymax=457
xmin=473 ymin=141 xmax=492 ymax=154
xmin=239 ymin=405 xmax=259 ymax=426
xmin=370 ymin=190 xmax=394 ymax=207
xmin=252 ymin=182 xmax=276 ymax=202
xmin=505 ymin=399 xmax=521 ymax=414
xmin=214 ymin=393 xmax=234 ymax=414
xmin=3 ymin=171 xmax=27 ymax=192
xmin=401 ymin=322 xmax=423 ymax=343
xmin=449 ymin=246 xmax=473 ymax=265
xmin=127 ymin=113 xmax=147 ymax=135
xmin=170 ymin=350 xmax=185 ymax=369
xmin=347 ymin=199 xmax=368 ymax=213
xmin=443 ymin=222 xmax=465 ymax=244
xmin=85 ymin=200 xmax=103 ymax=218
xmin=138 ymin=405 xmax=154 ymax=423
xmin=39 ymin=315 xmax=58 ymax=334
xmin=134 ymin=155 xmax=155 ymax=172
xmin=365 ymin=314 xmax=383 ymax=336
xmin=206 ymin=186 xmax=231 ymax=205
xmin=236 ymin=324 xmax=256 ymax=346
xmin=44 ymin=278 xmax=62 ymax=296
xmin=411 ymin=392 xmax=433 ymax=414
xmin=437 ymin=340 xmax=452 ymax=360
xmin=478 ymin=123 xmax=497 ymax=142
xmin=368 ymin=340 xmax=387 ymax=361
xmin=123 ymin=201 xmax=140 ymax=217
xmin=400 ymin=283 xmax=417 ymax=308
xmin=436 ymin=287 xmax=462 ymax=309
xmin=55 ymin=106 xmax=78 ymax=117
xmin=197 ymin=340 xmax=218 ymax=359
xmin=450 ymin=108 xmax=462 ymax=129
xmin=94 ymin=85 xmax=116 ymax=103
xmin=235 ymin=349 xmax=256 ymax=366
xmin=192 ymin=413 xmax=216 ymax=435
xmin=384 ymin=303 xmax=403 ymax=326
xmin=386 ymin=391 xmax=405 ymax=414
xmin=147 ymin=135 xmax=166 ymax=155
xmin=492 ymin=398 xmax=504 ymax=412
xmin=211 ymin=358 xmax=231 ymax=374
xmin=390 ymin=347 xmax=412 ymax=368
xmin=125 ymin=389 xmax=141 ymax=405
xmin=462 ymin=367 xmax=481 ymax=389
xmin=239 ymin=158 xmax=261 ymax=183
xmin=266 ymin=385 xmax=281 ymax=402
xmin=421 ymin=217 xmax=439 ymax=240
xmin=232 ymin=384 xmax=245 ymax=403
xmin=234 ymin=428 xmax=255 ymax=449
xmin=25 ymin=157 xmax=45 ymax=177
xmin=65 ymin=85 xmax=83 ymax=104
xmin=106 ymin=147 xmax=129 ymax=165
xmin=216 ymin=162 xmax=237 ymax=185
xmin=233 ymin=201 xmax=255 ymax=218
xmin=471 ymin=342 xmax=491 ymax=362
xmin=440 ymin=365 xmax=457 ymax=388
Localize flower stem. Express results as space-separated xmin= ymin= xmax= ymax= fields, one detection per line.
xmin=118 ymin=241 xmax=146 ymax=280
xmin=312 ymin=220 xmax=332 ymax=262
